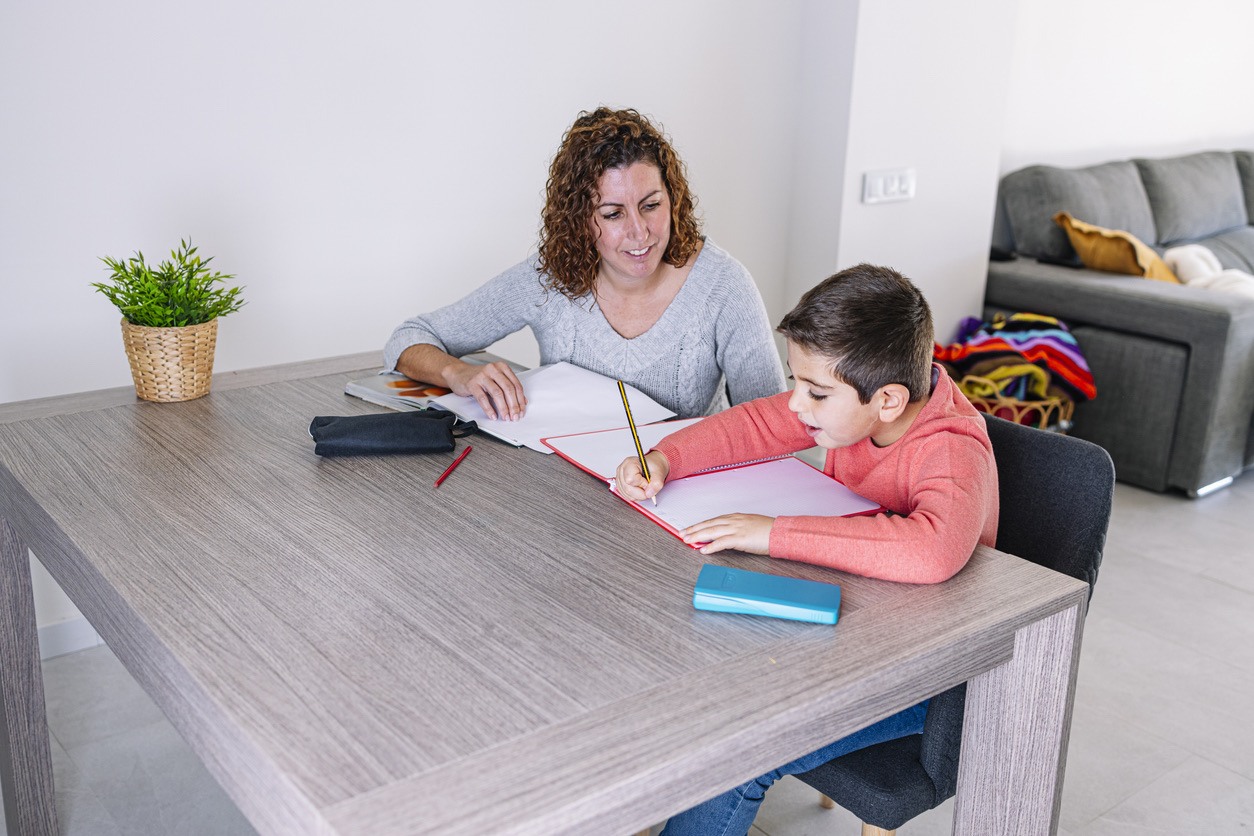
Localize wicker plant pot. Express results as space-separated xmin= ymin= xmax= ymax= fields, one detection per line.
xmin=120 ymin=317 xmax=218 ymax=402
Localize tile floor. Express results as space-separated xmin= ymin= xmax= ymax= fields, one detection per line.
xmin=5 ymin=474 xmax=1253 ymax=835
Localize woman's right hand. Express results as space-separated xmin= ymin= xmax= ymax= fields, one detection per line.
xmin=396 ymin=345 xmax=528 ymax=421
xmin=615 ymin=450 xmax=670 ymax=502
xmin=444 ymin=359 xmax=527 ymax=421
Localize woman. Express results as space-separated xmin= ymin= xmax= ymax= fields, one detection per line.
xmin=384 ymin=107 xmax=785 ymax=420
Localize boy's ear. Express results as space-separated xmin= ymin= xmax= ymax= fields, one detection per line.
xmin=875 ymin=383 xmax=912 ymax=421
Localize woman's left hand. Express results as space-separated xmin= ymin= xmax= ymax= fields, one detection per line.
xmin=681 ymin=514 xmax=773 ymax=555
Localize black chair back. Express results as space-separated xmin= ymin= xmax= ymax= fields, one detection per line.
xmin=984 ymin=414 xmax=1113 ymax=591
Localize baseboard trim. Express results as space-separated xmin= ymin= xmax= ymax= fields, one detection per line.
xmin=38 ymin=617 xmax=103 ymax=660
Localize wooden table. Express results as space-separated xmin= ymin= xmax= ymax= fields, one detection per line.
xmin=0 ymin=353 xmax=1089 ymax=835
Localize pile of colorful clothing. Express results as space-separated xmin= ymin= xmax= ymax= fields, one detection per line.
xmin=934 ymin=312 xmax=1095 ymax=430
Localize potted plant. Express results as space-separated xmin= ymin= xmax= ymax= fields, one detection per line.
xmin=93 ymin=238 xmax=245 ymax=402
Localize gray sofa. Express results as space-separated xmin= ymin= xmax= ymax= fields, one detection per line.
xmin=985 ymin=150 xmax=1254 ymax=496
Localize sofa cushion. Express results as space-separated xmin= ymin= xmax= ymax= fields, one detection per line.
xmin=990 ymin=196 xmax=1016 ymax=257
xmin=1000 ymin=161 xmax=1157 ymax=264
xmin=1235 ymin=151 xmax=1254 ymax=224
xmin=1197 ymin=225 xmax=1254 ymax=273
xmin=1134 ymin=152 xmax=1247 ymax=245
xmin=1053 ymin=212 xmax=1179 ymax=283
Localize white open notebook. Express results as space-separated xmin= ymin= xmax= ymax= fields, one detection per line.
xmin=430 ymin=362 xmax=675 ymax=453
xmin=543 ymin=421 xmax=881 ymax=541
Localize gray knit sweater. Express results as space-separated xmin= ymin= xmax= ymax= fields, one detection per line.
xmin=383 ymin=239 xmax=786 ymax=417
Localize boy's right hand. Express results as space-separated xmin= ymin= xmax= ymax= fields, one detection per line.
xmin=615 ymin=450 xmax=670 ymax=502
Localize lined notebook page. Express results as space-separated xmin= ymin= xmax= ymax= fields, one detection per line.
xmin=637 ymin=457 xmax=880 ymax=533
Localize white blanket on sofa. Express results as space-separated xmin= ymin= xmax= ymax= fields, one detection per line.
xmin=1163 ymin=245 xmax=1254 ymax=299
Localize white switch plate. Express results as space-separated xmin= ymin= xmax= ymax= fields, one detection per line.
xmin=862 ymin=168 xmax=916 ymax=204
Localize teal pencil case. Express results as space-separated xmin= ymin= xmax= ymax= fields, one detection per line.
xmin=693 ymin=564 xmax=841 ymax=625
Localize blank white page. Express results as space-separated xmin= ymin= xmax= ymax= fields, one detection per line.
xmin=629 ymin=457 xmax=881 ymax=534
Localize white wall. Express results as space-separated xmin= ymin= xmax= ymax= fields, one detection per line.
xmin=1001 ymin=0 xmax=1254 ymax=172
xmin=0 ymin=0 xmax=808 ymax=639
xmin=0 ymin=1 xmax=806 ymax=406
xmin=782 ymin=0 xmax=1020 ymax=345
xmin=831 ymin=0 xmax=1019 ymax=343
xmin=781 ymin=0 xmax=861 ymax=307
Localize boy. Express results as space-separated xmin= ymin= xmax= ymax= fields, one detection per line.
xmin=615 ymin=263 xmax=998 ymax=835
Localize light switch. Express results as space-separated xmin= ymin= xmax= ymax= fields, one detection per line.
xmin=862 ymin=168 xmax=916 ymax=204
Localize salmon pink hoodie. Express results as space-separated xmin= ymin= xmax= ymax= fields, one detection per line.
xmin=654 ymin=366 xmax=998 ymax=583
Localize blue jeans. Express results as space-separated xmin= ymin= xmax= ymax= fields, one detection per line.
xmin=660 ymin=700 xmax=929 ymax=836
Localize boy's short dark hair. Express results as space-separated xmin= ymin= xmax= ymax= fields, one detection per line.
xmin=778 ymin=263 xmax=934 ymax=403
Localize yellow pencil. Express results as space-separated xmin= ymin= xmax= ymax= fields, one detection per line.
xmin=617 ymin=380 xmax=656 ymax=506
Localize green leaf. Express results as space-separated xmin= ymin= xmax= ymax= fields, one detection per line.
xmin=92 ymin=237 xmax=246 ymax=326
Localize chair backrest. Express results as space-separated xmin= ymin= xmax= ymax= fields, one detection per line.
xmin=919 ymin=415 xmax=1115 ymax=798
xmin=981 ymin=413 xmax=1115 ymax=593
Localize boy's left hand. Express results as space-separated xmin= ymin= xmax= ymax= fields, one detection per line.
xmin=681 ymin=514 xmax=773 ymax=556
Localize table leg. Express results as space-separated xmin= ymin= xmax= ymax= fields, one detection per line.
xmin=0 ymin=517 xmax=58 ymax=836
xmin=952 ymin=602 xmax=1084 ymax=836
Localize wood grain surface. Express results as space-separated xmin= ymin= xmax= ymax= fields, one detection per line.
xmin=1 ymin=518 xmax=58 ymax=836
xmin=0 ymin=357 xmax=1089 ymax=835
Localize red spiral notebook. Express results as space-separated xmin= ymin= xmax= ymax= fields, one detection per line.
xmin=543 ymin=419 xmax=882 ymax=544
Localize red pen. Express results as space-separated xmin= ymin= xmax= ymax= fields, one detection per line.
xmin=434 ymin=445 xmax=472 ymax=487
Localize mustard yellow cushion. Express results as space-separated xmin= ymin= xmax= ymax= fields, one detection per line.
xmin=1053 ymin=211 xmax=1180 ymax=283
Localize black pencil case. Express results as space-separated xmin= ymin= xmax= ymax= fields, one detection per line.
xmin=309 ymin=409 xmax=475 ymax=457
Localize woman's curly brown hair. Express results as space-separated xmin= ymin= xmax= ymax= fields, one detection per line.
xmin=537 ymin=108 xmax=703 ymax=299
